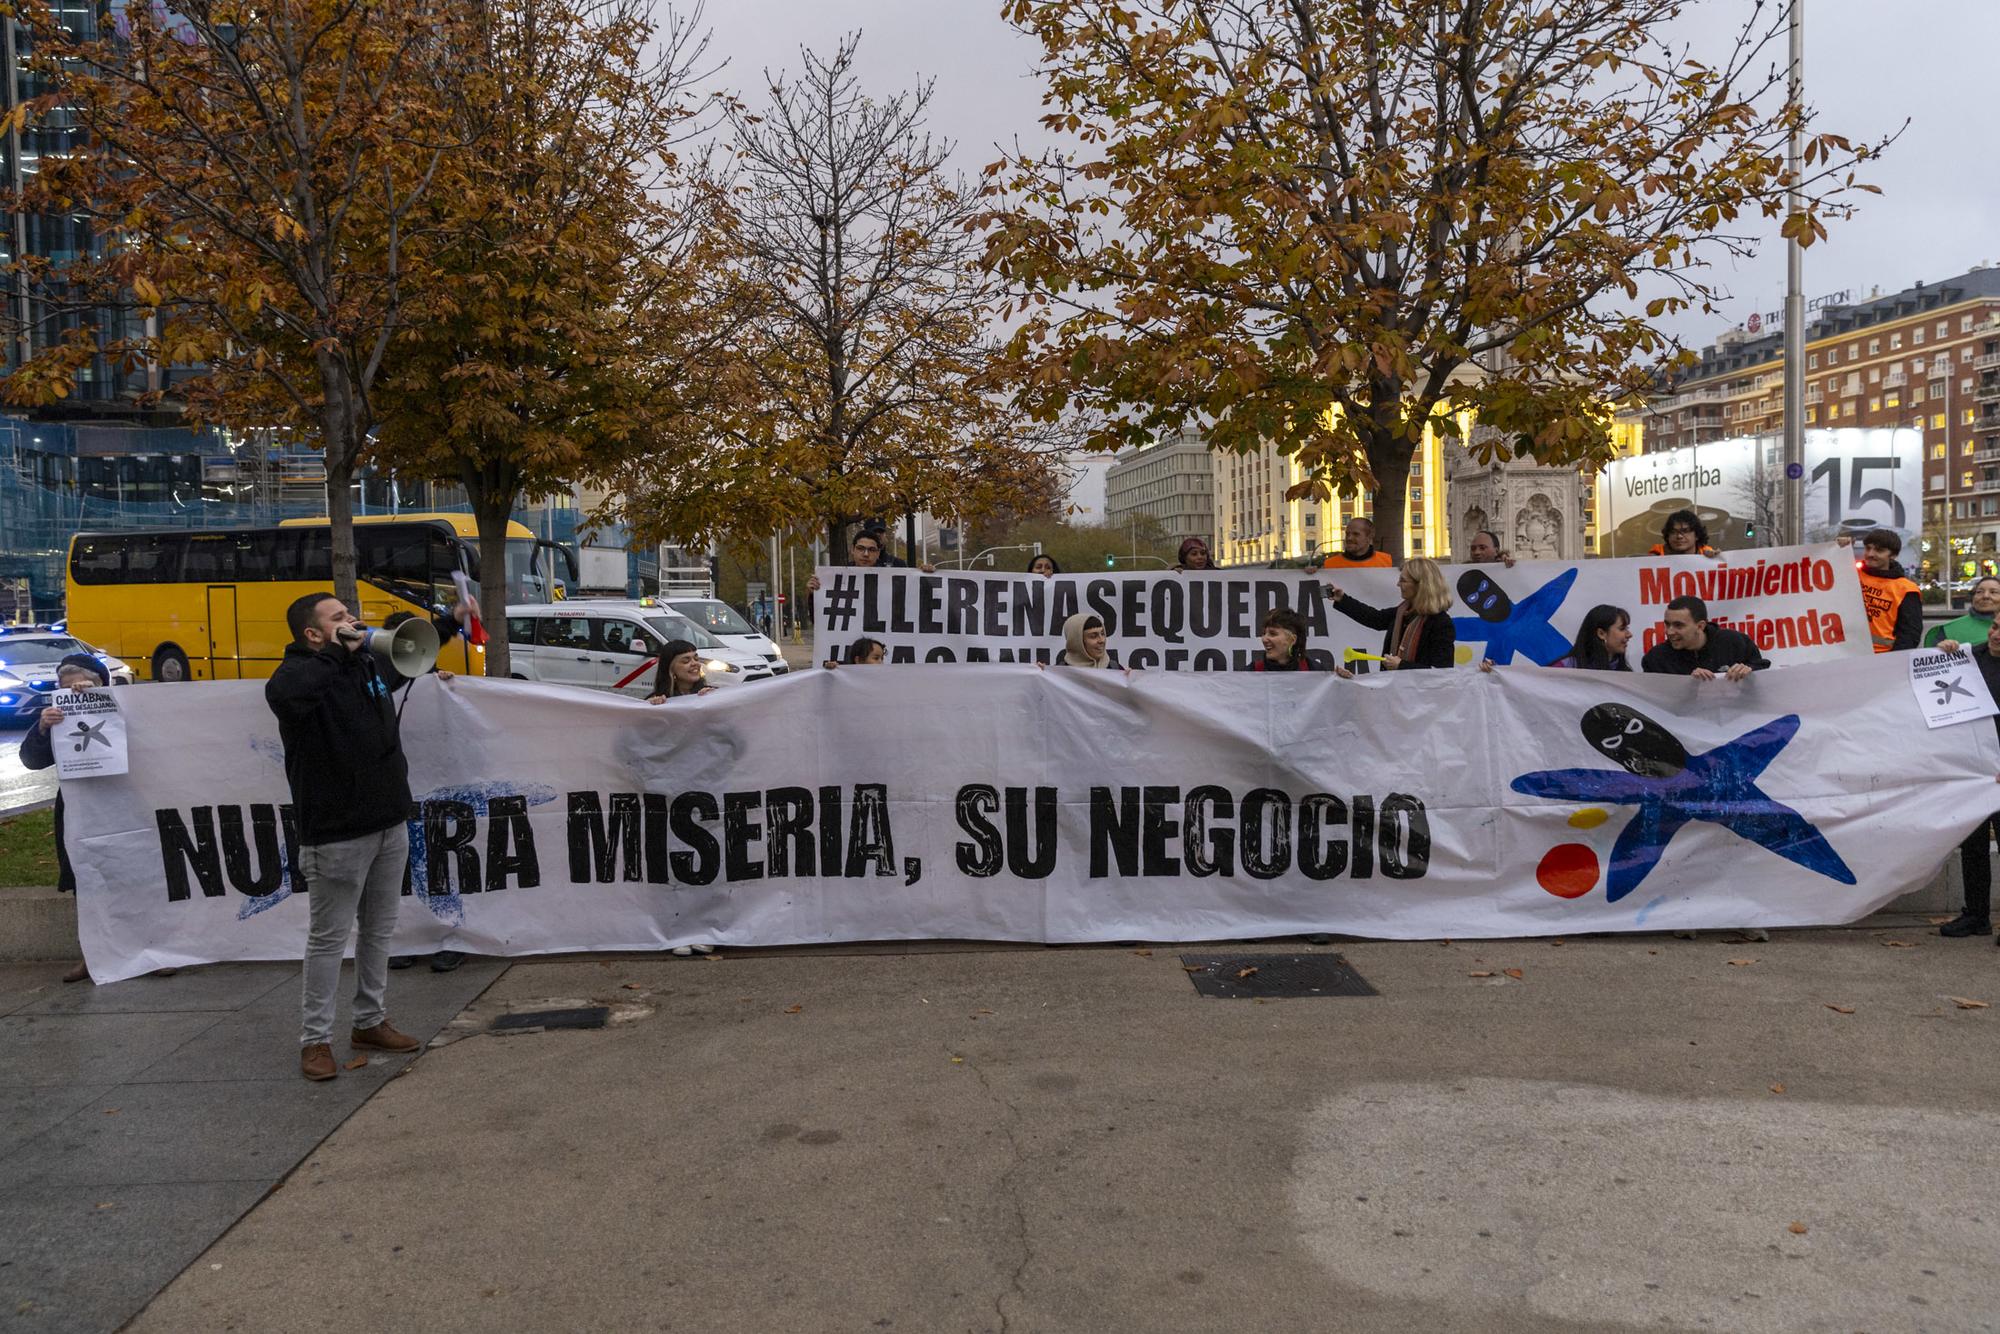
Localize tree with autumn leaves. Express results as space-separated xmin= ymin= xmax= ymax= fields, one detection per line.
xmin=367 ymin=0 xmax=733 ymax=677
xmin=980 ymin=0 xmax=1898 ymax=556
xmin=5 ymin=0 xmax=475 ymax=608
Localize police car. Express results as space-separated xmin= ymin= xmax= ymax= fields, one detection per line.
xmin=0 ymin=628 xmax=135 ymax=724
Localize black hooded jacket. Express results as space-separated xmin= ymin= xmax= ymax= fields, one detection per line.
xmin=264 ymin=641 xmax=415 ymax=845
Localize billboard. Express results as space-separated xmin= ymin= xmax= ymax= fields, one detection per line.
xmin=1600 ymin=429 xmax=1921 ymax=557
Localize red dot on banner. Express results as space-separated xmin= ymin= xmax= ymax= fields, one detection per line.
xmin=1536 ymin=843 xmax=1599 ymax=899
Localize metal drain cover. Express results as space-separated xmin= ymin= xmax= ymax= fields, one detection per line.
xmin=491 ymin=1006 xmax=610 ymax=1032
xmin=1180 ymin=953 xmax=1377 ymax=999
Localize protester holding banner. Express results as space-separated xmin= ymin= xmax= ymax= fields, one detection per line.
xmin=1465 ymin=530 xmax=1514 ymax=566
xmin=1641 ymin=596 xmax=1769 ymax=679
xmin=648 ymin=639 xmax=716 ymax=701
xmin=1328 ymin=558 xmax=1456 ymax=672
xmin=1647 ymin=509 xmax=1721 ymax=559
xmin=1548 ymin=605 xmax=1635 ymax=671
xmin=1320 ymin=517 xmax=1395 ymax=570
xmin=1932 ymin=616 xmax=2000 ymax=941
xmin=1055 ymin=613 xmax=1113 ymax=668
xmin=1247 ymin=608 xmax=1316 ymax=672
xmin=1028 ymin=554 xmax=1062 ymax=577
xmin=1925 ymin=576 xmax=2000 ymax=649
xmin=265 ymin=593 xmax=437 ymax=1081
xmin=1175 ymin=538 xmax=1214 ymax=572
xmin=19 ymin=653 xmax=112 ymax=984
xmin=805 ymin=527 xmax=934 ymax=594
xmin=1849 ymin=528 xmax=1924 ymax=653
xmin=823 ymin=637 xmax=887 ymax=669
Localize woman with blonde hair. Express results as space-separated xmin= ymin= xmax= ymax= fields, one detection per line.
xmin=1328 ymin=556 xmax=1457 ymax=672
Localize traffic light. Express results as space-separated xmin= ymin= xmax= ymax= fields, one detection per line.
xmin=1104 ymin=553 xmax=1116 ymax=568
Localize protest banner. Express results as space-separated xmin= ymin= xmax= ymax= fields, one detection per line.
xmin=65 ymin=654 xmax=1993 ymax=982
xmin=49 ymin=688 xmax=127 ymax=779
xmin=812 ymin=544 xmax=1869 ymax=671
xmin=1907 ymin=649 xmax=1999 ymax=730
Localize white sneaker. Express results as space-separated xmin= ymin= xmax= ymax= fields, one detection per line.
xmin=671 ymin=943 xmax=716 ymax=957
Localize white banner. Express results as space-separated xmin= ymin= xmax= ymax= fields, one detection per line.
xmin=812 ymin=544 xmax=1869 ymax=671
xmin=66 ymin=657 xmax=1996 ymax=982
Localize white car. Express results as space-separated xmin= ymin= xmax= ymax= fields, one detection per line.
xmin=503 ymin=602 xmax=782 ymax=696
xmin=659 ymin=596 xmax=786 ymax=668
xmin=0 ymin=629 xmax=135 ymax=724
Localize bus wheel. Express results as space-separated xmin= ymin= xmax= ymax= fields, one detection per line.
xmin=153 ymin=646 xmax=191 ymax=683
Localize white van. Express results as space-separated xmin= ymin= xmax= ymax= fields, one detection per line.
xmin=660 ymin=596 xmax=786 ymax=667
xmin=503 ymin=602 xmax=784 ymax=695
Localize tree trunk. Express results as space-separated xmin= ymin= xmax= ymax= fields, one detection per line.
xmin=318 ymin=359 xmax=362 ymax=610
xmin=825 ymin=516 xmax=849 ymax=566
xmin=1362 ymin=432 xmax=1417 ymax=563
xmin=325 ymin=455 xmax=359 ymax=611
xmin=467 ymin=471 xmax=518 ymax=679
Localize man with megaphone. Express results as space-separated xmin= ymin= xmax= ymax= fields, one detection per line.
xmin=266 ymin=591 xmax=457 ymax=1083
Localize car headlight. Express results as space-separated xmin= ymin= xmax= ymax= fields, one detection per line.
xmin=703 ymin=658 xmax=739 ymax=675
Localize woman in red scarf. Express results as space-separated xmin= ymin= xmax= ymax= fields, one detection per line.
xmin=1328 ymin=557 xmax=1457 ymax=673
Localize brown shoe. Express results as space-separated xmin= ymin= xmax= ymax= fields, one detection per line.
xmin=301 ymin=1043 xmax=337 ymax=1081
xmin=350 ymin=1021 xmax=420 ymax=1053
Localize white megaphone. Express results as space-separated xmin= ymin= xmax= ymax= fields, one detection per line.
xmin=361 ymin=617 xmax=440 ymax=677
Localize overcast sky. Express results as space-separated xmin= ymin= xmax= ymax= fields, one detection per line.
xmin=699 ymin=0 xmax=2000 ymax=351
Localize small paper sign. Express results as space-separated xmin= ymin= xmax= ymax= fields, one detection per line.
xmin=50 ymin=688 xmax=128 ymax=778
xmin=1908 ymin=650 xmax=1998 ymax=731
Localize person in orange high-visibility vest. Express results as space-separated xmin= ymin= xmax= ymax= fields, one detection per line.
xmin=1320 ymin=516 xmax=1395 ymax=569
xmin=1849 ymin=527 xmax=1923 ymax=652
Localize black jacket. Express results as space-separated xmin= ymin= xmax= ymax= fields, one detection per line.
xmin=265 ymin=641 xmax=415 ymax=846
xmin=1640 ymin=625 xmax=1771 ymax=676
xmin=1971 ymin=646 xmax=2000 ymax=745
xmin=1332 ymin=595 xmax=1457 ymax=670
xmin=1246 ymin=652 xmax=1316 ymax=671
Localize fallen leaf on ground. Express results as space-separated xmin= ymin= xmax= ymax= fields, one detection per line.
xmin=1727 ymin=958 xmax=1757 ymax=967
xmin=1824 ymin=1004 xmax=1856 ymax=1015
xmin=701 ymin=953 xmax=721 ymax=962
xmin=1133 ymin=948 xmax=1153 ymax=957
xmin=95 ymin=1202 xmax=116 ymax=1210
xmin=344 ymin=1056 xmax=368 ymax=1070
xmin=950 ymin=1056 xmax=963 ymax=1064
xmin=783 ymin=1004 xmax=803 ymax=1014
xmin=1550 ymin=939 xmax=1565 ymax=947
xmin=103 ymin=1108 xmax=119 ymax=1115
xmin=1769 ymin=1083 xmax=1786 ymax=1094
xmin=1787 ymin=1221 xmax=1809 ymax=1235
xmin=1947 ymin=996 xmax=1990 ymax=1010
xmin=974 ymin=1008 xmax=994 ymax=1015
xmin=1880 ymin=939 xmax=1916 ymax=949
xmin=1235 ymin=966 xmax=1260 ymax=980
xmin=621 ymin=983 xmax=643 ymax=990
xmin=1926 ymin=915 xmax=1955 ymax=925
xmin=1467 ymin=971 xmax=1494 ymax=978
xmin=1647 ymin=949 xmax=1659 ymax=955
xmin=1182 ymin=965 xmax=1206 ymax=973
xmin=1503 ymin=968 xmax=1524 ymax=980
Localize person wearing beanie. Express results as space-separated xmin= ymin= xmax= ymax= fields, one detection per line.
xmin=646 ymin=639 xmax=714 ymax=702
xmin=1175 ymin=537 xmax=1214 ymax=571
xmin=19 ymin=652 xmax=113 ymax=983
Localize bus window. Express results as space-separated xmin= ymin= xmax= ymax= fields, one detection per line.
xmin=272 ymin=530 xmax=332 ymax=582
xmin=71 ymin=537 xmax=125 ymax=584
xmin=181 ymin=535 xmax=239 ymax=582
xmin=124 ymin=535 xmax=183 ymax=582
xmin=235 ymin=532 xmax=279 ymax=581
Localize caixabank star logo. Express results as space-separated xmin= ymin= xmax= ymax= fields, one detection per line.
xmin=1451 ymin=568 xmax=1577 ymax=666
xmin=1510 ymin=704 xmax=1856 ymax=901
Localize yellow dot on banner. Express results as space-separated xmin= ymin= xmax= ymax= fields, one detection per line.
xmin=1454 ymin=645 xmax=1475 ymax=665
xmin=1568 ymin=808 xmax=1610 ymax=830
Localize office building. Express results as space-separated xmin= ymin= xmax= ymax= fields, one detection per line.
xmin=1103 ymin=429 xmax=1215 ymax=544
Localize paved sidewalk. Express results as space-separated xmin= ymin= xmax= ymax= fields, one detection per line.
xmin=0 ymin=958 xmax=502 ymax=1333
xmin=104 ymin=925 xmax=2000 ymax=1334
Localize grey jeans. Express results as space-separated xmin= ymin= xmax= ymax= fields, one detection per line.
xmin=298 ymin=824 xmax=408 ymax=1047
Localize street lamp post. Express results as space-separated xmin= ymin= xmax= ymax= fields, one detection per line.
xmin=1782 ymin=0 xmax=1805 ymax=544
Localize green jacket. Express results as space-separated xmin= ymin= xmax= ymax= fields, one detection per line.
xmin=1924 ymin=611 xmax=1994 ymax=649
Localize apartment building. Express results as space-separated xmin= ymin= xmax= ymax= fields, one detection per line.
xmin=1213 ymin=427 xmax=1448 ymax=567
xmin=1623 ymin=266 xmax=2000 ymax=573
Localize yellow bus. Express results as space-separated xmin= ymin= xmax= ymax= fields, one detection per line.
xmin=65 ymin=514 xmax=575 ymax=682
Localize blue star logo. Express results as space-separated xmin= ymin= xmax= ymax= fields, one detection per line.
xmin=1510 ymin=703 xmax=1855 ymax=902
xmin=1452 ymin=568 xmax=1577 ymax=666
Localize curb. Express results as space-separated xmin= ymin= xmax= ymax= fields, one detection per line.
xmin=0 ymin=884 xmax=79 ymax=961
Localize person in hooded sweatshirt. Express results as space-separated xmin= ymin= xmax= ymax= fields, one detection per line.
xmin=266 ymin=591 xmax=455 ymax=1082
xmin=1054 ymin=612 xmax=1112 ymax=667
